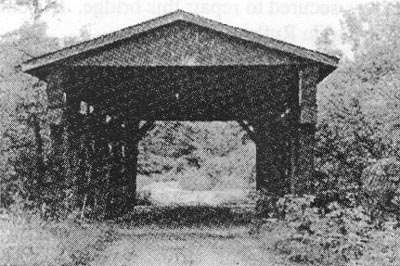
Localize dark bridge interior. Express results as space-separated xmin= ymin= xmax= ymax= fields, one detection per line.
xmin=62 ymin=65 xmax=298 ymax=121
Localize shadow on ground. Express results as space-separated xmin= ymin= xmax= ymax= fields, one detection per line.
xmin=117 ymin=204 xmax=257 ymax=227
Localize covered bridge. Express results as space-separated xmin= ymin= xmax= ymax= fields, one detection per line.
xmin=22 ymin=10 xmax=338 ymax=217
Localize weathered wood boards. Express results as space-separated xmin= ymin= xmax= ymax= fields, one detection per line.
xmin=24 ymin=10 xmax=337 ymax=217
xmin=295 ymin=65 xmax=319 ymax=194
xmin=45 ymin=63 xmax=321 ymax=217
xmin=67 ymin=21 xmax=298 ymax=67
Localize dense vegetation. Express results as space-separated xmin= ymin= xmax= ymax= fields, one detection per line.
xmin=314 ymin=1 xmax=400 ymax=220
xmin=1 ymin=1 xmax=400 ymax=265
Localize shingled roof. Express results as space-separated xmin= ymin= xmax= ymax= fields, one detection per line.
xmin=21 ymin=10 xmax=339 ymax=74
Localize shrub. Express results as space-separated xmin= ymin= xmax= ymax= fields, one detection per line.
xmin=258 ymin=195 xmax=373 ymax=265
xmin=361 ymin=157 xmax=400 ymax=220
xmin=356 ymin=223 xmax=400 ymax=266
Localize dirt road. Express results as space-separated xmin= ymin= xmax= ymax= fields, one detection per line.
xmin=91 ymin=226 xmax=287 ymax=266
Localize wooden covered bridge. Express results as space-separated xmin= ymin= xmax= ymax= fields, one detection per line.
xmin=22 ymin=10 xmax=338 ymax=217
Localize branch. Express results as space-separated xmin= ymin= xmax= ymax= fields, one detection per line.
xmin=37 ymin=0 xmax=60 ymax=16
xmin=137 ymin=120 xmax=156 ymax=140
xmin=238 ymin=120 xmax=257 ymax=142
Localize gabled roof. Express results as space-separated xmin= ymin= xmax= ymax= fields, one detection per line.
xmin=21 ymin=10 xmax=339 ymax=73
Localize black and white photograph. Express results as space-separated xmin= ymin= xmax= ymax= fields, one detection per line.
xmin=1 ymin=0 xmax=399 ymax=265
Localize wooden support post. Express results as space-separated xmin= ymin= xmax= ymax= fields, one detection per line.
xmin=46 ymin=69 xmax=66 ymax=109
xmin=104 ymin=114 xmax=130 ymax=218
xmin=289 ymin=71 xmax=301 ymax=194
xmin=90 ymin=109 xmax=111 ymax=218
xmin=61 ymin=91 xmax=82 ymax=209
xmin=46 ymin=70 xmax=89 ymax=212
xmin=254 ymin=118 xmax=287 ymax=196
xmin=84 ymin=108 xmax=102 ymax=216
xmin=78 ymin=106 xmax=93 ymax=219
xmin=122 ymin=119 xmax=140 ymax=214
xmin=291 ymin=64 xmax=319 ymax=194
xmin=47 ymin=70 xmax=66 ymax=171
xmin=296 ymin=123 xmax=316 ymax=193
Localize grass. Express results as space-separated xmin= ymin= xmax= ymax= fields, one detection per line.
xmin=0 ymin=213 xmax=62 ymax=266
xmin=0 ymin=211 xmax=117 ymax=266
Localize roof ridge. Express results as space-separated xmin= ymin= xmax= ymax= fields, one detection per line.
xmin=22 ymin=10 xmax=339 ymax=72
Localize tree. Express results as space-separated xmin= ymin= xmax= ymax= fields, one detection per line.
xmin=315 ymin=27 xmax=343 ymax=58
xmin=0 ymin=22 xmax=59 ymax=207
xmin=315 ymin=1 xmax=400 ymax=197
xmin=0 ymin=0 xmax=62 ymax=21
xmin=0 ymin=0 xmax=93 ymax=213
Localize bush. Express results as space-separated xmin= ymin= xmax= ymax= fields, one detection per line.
xmin=258 ymin=195 xmax=373 ymax=265
xmin=356 ymin=224 xmax=400 ymax=266
xmin=361 ymin=157 xmax=400 ymax=220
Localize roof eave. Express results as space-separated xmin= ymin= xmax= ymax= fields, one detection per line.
xmin=21 ymin=10 xmax=339 ymax=74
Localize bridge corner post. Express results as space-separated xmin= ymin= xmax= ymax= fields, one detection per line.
xmin=291 ymin=64 xmax=319 ymax=195
xmin=254 ymin=117 xmax=288 ymax=197
xmin=47 ymin=70 xmax=82 ymax=200
xmin=46 ymin=69 xmax=65 ymax=161
xmin=122 ymin=118 xmax=140 ymax=214
xmin=62 ymin=93 xmax=83 ymax=209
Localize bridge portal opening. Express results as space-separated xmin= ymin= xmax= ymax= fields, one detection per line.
xmin=136 ymin=121 xmax=256 ymax=207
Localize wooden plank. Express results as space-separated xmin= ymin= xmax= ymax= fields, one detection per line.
xmin=292 ymin=64 xmax=319 ymax=194
xmin=299 ymin=64 xmax=319 ymax=124
xmin=60 ymin=91 xmax=82 ymax=210
xmin=122 ymin=118 xmax=140 ymax=214
xmin=46 ymin=69 xmax=66 ymax=109
xmin=22 ymin=10 xmax=338 ymax=76
xmin=254 ymin=118 xmax=289 ymax=196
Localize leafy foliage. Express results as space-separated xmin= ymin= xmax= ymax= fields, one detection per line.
xmin=0 ymin=0 xmax=62 ymax=21
xmin=361 ymin=157 xmax=400 ymax=220
xmin=0 ymin=1 xmax=88 ymax=215
xmin=316 ymin=1 xmax=400 ymax=201
xmin=357 ymin=224 xmax=400 ymax=266
xmin=138 ymin=121 xmax=254 ymax=191
xmin=0 ymin=22 xmax=59 ymax=208
xmin=259 ymin=195 xmax=373 ymax=265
